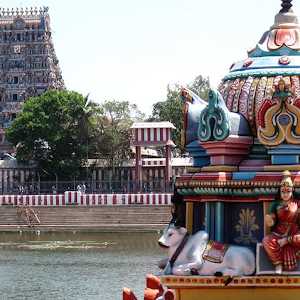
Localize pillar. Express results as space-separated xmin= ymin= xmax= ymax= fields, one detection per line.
xmin=165 ymin=144 xmax=172 ymax=191
xmin=215 ymin=202 xmax=224 ymax=242
xmin=135 ymin=145 xmax=142 ymax=192
xmin=186 ymin=202 xmax=194 ymax=234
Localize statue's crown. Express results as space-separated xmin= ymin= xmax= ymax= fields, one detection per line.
xmin=281 ymin=170 xmax=293 ymax=188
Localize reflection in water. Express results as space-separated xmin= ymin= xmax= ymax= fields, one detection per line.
xmin=0 ymin=232 xmax=165 ymax=300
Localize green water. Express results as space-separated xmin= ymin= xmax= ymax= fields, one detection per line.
xmin=0 ymin=231 xmax=165 ymax=300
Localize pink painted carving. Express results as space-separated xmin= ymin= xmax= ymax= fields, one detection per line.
xmin=275 ymin=29 xmax=296 ymax=46
xmin=226 ymin=79 xmax=240 ymax=111
xmin=239 ymin=77 xmax=254 ymax=119
xmin=201 ymin=136 xmax=253 ymax=166
xmin=268 ymin=28 xmax=300 ymax=50
xmin=291 ymin=76 xmax=300 ymax=98
xmin=232 ymin=79 xmax=245 ymax=112
xmin=279 ymin=56 xmax=291 ymax=65
xmin=248 ymin=78 xmax=260 ymax=133
xmin=255 ymin=77 xmax=268 ymax=124
xmin=243 ymin=58 xmax=253 ymax=68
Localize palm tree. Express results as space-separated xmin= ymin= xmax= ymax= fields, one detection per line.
xmin=77 ymin=94 xmax=100 ymax=180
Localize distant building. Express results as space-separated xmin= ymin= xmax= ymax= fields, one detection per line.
xmin=0 ymin=7 xmax=64 ymax=152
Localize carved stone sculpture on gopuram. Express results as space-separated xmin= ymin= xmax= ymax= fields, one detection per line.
xmin=0 ymin=7 xmax=64 ymax=152
xmin=157 ymin=1 xmax=300 ymax=300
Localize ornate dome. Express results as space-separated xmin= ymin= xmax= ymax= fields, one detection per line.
xmin=218 ymin=0 xmax=300 ymax=137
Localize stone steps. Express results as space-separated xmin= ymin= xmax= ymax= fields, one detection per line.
xmin=0 ymin=224 xmax=167 ymax=232
xmin=0 ymin=205 xmax=171 ymax=231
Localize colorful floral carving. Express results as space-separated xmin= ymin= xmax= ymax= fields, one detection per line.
xmin=257 ymin=99 xmax=277 ymax=129
xmin=247 ymin=77 xmax=260 ymax=133
xmin=265 ymin=77 xmax=275 ymax=100
xmin=232 ymin=79 xmax=245 ymax=112
xmin=291 ymin=75 xmax=300 ymax=98
xmin=239 ymin=77 xmax=253 ymax=119
xmin=255 ymin=77 xmax=268 ymax=124
xmin=226 ymin=78 xmax=240 ymax=111
xmin=257 ymin=79 xmax=300 ymax=146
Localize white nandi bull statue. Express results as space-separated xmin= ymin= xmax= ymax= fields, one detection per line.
xmin=158 ymin=223 xmax=255 ymax=277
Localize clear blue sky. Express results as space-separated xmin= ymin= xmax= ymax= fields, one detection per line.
xmin=4 ymin=0 xmax=300 ymax=114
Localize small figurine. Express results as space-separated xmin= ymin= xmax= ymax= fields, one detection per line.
xmin=263 ymin=171 xmax=300 ymax=274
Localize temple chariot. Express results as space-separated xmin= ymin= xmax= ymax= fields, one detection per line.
xmin=124 ymin=1 xmax=300 ymax=299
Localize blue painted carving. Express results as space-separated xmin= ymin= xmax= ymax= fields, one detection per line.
xmin=198 ymin=90 xmax=230 ymax=142
xmin=181 ymin=88 xmax=207 ymax=145
xmin=181 ymin=88 xmax=251 ymax=166
xmin=232 ymin=172 xmax=257 ymax=181
xmin=198 ymin=90 xmax=251 ymax=142
xmin=181 ymin=88 xmax=210 ymax=167
xmin=186 ymin=140 xmax=209 ymax=167
xmin=268 ymin=144 xmax=300 ymax=165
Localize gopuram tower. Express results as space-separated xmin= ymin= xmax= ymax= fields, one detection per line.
xmin=0 ymin=7 xmax=64 ymax=153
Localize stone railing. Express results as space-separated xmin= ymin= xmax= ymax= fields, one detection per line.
xmin=0 ymin=192 xmax=172 ymax=206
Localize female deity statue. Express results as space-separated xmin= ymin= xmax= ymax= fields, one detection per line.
xmin=263 ymin=171 xmax=300 ymax=274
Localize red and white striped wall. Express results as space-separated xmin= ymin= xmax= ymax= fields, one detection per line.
xmin=133 ymin=127 xmax=171 ymax=145
xmin=0 ymin=193 xmax=172 ymax=206
xmin=142 ymin=159 xmax=166 ymax=166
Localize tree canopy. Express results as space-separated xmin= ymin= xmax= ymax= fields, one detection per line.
xmin=91 ymin=100 xmax=145 ymax=168
xmin=150 ymin=75 xmax=210 ymax=150
xmin=6 ymin=74 xmax=209 ymax=179
xmin=7 ymin=92 xmax=145 ymax=180
xmin=6 ymin=90 xmax=95 ymax=180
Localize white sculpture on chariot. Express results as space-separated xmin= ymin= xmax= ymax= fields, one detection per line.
xmin=158 ymin=223 xmax=255 ymax=277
